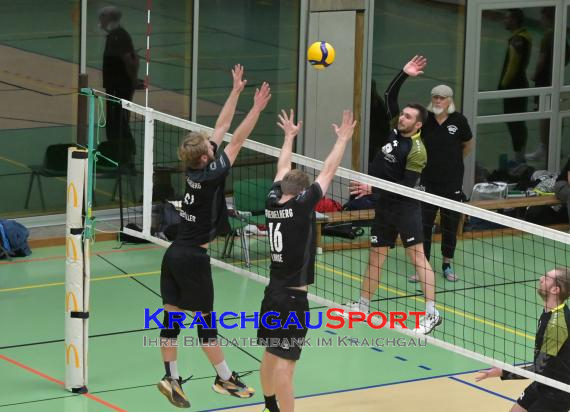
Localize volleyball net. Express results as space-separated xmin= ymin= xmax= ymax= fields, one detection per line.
xmin=87 ymin=90 xmax=570 ymax=393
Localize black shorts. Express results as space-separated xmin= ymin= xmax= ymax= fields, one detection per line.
xmin=257 ymin=287 xmax=309 ymax=361
xmin=517 ymin=382 xmax=570 ymax=412
xmin=371 ymin=197 xmax=423 ymax=248
xmin=160 ymin=242 xmax=213 ymax=312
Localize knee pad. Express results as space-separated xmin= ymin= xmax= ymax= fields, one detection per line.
xmin=160 ymin=311 xmax=182 ymax=339
xmin=196 ymin=313 xmax=218 ymax=344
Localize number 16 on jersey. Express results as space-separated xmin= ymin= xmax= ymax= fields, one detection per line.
xmin=268 ymin=222 xmax=284 ymax=262
xmin=268 ymin=222 xmax=283 ymax=252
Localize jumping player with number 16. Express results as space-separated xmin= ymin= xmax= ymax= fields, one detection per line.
xmin=258 ymin=109 xmax=356 ymax=412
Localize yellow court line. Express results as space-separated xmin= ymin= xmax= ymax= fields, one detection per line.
xmin=315 ymin=261 xmax=534 ymax=341
xmin=0 ymin=270 xmax=160 ymax=293
xmin=0 ymin=255 xmax=267 ymax=294
xmin=0 ymin=280 xmax=67 ymax=293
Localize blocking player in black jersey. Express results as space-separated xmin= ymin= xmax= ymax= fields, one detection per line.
xmin=258 ymin=109 xmax=356 ymax=412
xmin=476 ymin=268 xmax=570 ymax=412
xmin=350 ymin=79 xmax=441 ymax=334
xmin=387 ymin=56 xmax=473 ymax=282
xmin=156 ymin=65 xmax=271 ymax=408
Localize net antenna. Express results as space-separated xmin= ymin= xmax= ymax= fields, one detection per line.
xmin=118 ymin=98 xmax=570 ymax=394
xmin=144 ymin=0 xmax=152 ymax=107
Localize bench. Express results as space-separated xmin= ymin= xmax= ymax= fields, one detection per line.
xmin=460 ymin=195 xmax=561 ymax=234
xmin=315 ymin=195 xmax=562 ymax=253
xmin=468 ymin=195 xmax=560 ymax=210
xmin=316 ymin=209 xmax=375 ymax=253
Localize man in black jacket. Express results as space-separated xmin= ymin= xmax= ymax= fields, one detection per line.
xmin=99 ymin=6 xmax=139 ymax=166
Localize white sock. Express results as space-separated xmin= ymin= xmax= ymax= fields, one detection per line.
xmin=214 ymin=360 xmax=232 ymax=381
xmin=359 ymin=296 xmax=370 ymax=313
xmin=426 ymin=301 xmax=437 ymax=316
xmin=165 ymin=360 xmax=179 ymax=380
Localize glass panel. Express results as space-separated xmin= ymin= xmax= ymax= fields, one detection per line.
xmin=477 ymin=96 xmax=537 ymax=116
xmin=0 ymin=0 xmax=80 ymax=217
xmin=84 ymin=1 xmax=192 ymax=210
xmin=197 ymin=0 xmax=300 ymax=147
xmin=87 ymin=1 xmax=191 ymax=116
xmin=370 ymin=0 xmax=466 ymax=165
xmin=479 ymin=7 xmax=554 ymax=92
xmin=372 ymin=0 xmax=466 ymax=109
xmin=476 ymin=119 xmax=548 ymax=181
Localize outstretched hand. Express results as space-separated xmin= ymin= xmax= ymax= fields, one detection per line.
xmin=332 ymin=110 xmax=357 ymax=142
xmin=277 ymin=109 xmax=302 ymax=139
xmin=232 ymin=64 xmax=247 ymax=93
xmin=349 ymin=180 xmax=371 ymax=199
xmin=475 ymin=367 xmax=502 ymax=382
xmin=403 ymin=55 xmax=427 ymax=77
xmin=253 ymin=82 xmax=271 ymax=112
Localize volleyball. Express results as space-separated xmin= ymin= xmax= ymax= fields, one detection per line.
xmin=307 ymin=41 xmax=335 ymax=70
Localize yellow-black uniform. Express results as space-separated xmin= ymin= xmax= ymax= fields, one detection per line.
xmin=502 ymin=304 xmax=570 ymax=412
xmin=369 ymin=129 xmax=427 ymax=248
xmin=370 ymin=70 xmax=427 ymax=249
xmin=383 ymin=70 xmax=473 ymax=262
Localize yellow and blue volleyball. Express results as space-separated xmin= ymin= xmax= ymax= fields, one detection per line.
xmin=307 ymin=41 xmax=335 ymax=70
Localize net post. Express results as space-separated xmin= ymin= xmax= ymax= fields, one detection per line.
xmin=64 ymin=146 xmax=88 ymax=393
xmin=63 ymin=87 xmax=96 ymax=393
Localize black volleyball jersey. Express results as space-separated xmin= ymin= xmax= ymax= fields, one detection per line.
xmin=502 ymin=304 xmax=570 ymax=387
xmin=265 ymin=181 xmax=323 ymax=288
xmin=176 ymin=142 xmax=231 ymax=246
xmin=421 ymin=112 xmax=472 ymax=186
xmin=369 ymin=130 xmax=426 ymax=186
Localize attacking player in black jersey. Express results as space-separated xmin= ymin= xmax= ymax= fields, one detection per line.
xmin=258 ymin=109 xmax=356 ymax=412
xmin=350 ymin=72 xmax=441 ymax=334
xmin=476 ymin=268 xmax=570 ymax=412
xmin=388 ymin=56 xmax=473 ymax=283
xmin=156 ymin=65 xmax=271 ymax=408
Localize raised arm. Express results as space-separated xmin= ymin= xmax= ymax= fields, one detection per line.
xmin=274 ymin=109 xmax=302 ymax=182
xmin=384 ymin=55 xmax=427 ymax=121
xmin=315 ymin=110 xmax=356 ymax=195
xmin=211 ymin=64 xmax=248 ymax=146
xmin=224 ymin=82 xmax=271 ymax=165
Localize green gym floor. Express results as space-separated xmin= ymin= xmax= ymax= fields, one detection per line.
xmin=0 ymin=239 xmax=534 ymax=411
